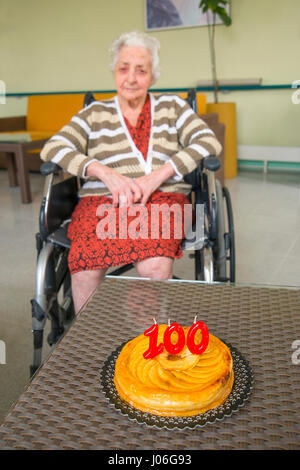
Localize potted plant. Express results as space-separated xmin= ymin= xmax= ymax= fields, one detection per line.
xmin=199 ymin=0 xmax=237 ymax=178
xmin=199 ymin=0 xmax=232 ymax=103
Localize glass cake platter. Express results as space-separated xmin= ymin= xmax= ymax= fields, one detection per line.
xmin=100 ymin=341 xmax=253 ymax=430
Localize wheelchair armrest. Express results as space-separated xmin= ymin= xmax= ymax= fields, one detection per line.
xmin=40 ymin=161 xmax=62 ymax=176
xmin=184 ymin=155 xmax=220 ymax=188
xmin=203 ymin=155 xmax=220 ymax=172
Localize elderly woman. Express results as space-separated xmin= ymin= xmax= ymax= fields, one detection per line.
xmin=41 ymin=30 xmax=222 ymax=313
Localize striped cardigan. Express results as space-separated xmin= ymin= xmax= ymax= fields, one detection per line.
xmin=40 ymin=93 xmax=222 ymax=198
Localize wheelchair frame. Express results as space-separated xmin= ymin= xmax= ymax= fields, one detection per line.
xmin=30 ymin=91 xmax=235 ymax=377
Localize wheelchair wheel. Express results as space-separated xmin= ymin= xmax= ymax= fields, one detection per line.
xmin=193 ymin=194 xmax=214 ymax=282
xmin=30 ymin=241 xmax=74 ymax=377
xmin=214 ymin=180 xmax=235 ymax=283
xmin=223 ymin=186 xmax=235 ymax=282
xmin=46 ymin=244 xmax=75 ymax=344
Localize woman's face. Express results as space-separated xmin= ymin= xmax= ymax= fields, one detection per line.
xmin=114 ymin=45 xmax=153 ymax=105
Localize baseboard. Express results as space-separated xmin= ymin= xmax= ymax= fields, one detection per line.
xmin=237 ymin=145 xmax=300 ymax=172
xmin=238 ymin=145 xmax=300 ymax=163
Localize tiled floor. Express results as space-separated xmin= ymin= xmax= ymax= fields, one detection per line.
xmin=0 ymin=167 xmax=300 ymax=424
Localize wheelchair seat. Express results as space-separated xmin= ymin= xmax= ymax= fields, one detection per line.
xmin=48 ymin=225 xmax=71 ymax=249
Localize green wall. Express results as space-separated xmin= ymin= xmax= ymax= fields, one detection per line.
xmin=0 ymin=0 xmax=299 ymax=147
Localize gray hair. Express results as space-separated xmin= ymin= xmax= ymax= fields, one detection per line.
xmin=109 ymin=30 xmax=161 ymax=84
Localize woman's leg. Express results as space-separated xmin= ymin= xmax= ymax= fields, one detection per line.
xmin=71 ymin=268 xmax=107 ymax=314
xmin=135 ymin=257 xmax=174 ymax=280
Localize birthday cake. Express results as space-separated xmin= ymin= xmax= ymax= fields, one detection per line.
xmin=114 ymin=324 xmax=234 ymax=417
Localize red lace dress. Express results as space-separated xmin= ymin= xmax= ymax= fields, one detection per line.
xmin=67 ymin=95 xmax=190 ymax=274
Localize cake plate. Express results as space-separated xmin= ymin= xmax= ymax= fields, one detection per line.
xmin=100 ymin=342 xmax=253 ymax=430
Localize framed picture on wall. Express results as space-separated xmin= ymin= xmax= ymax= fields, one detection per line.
xmin=145 ymin=0 xmax=230 ymax=31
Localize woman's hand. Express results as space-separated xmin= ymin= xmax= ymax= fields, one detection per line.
xmin=135 ymin=163 xmax=176 ymax=205
xmin=85 ymin=161 xmax=175 ymax=206
xmin=85 ymin=161 xmax=142 ymax=207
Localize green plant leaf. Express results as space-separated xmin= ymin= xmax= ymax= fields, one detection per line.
xmin=199 ymin=1 xmax=231 ymax=26
xmin=199 ymin=0 xmax=230 ymax=13
xmin=199 ymin=1 xmax=208 ymax=12
xmin=215 ymin=6 xmax=232 ymax=26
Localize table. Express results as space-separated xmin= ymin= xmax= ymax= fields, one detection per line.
xmin=1 ymin=277 xmax=300 ymax=450
xmin=0 ymin=132 xmax=49 ymax=203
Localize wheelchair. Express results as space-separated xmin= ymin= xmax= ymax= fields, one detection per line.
xmin=30 ymin=90 xmax=235 ymax=377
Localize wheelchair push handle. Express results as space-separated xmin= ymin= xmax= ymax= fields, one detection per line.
xmin=185 ymin=90 xmax=220 ymax=172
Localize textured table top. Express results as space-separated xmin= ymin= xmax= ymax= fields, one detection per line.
xmin=1 ymin=277 xmax=300 ymax=450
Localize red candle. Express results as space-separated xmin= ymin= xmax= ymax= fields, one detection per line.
xmin=163 ymin=322 xmax=186 ymax=355
xmin=187 ymin=320 xmax=209 ymax=355
xmin=143 ymin=323 xmax=164 ymax=359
